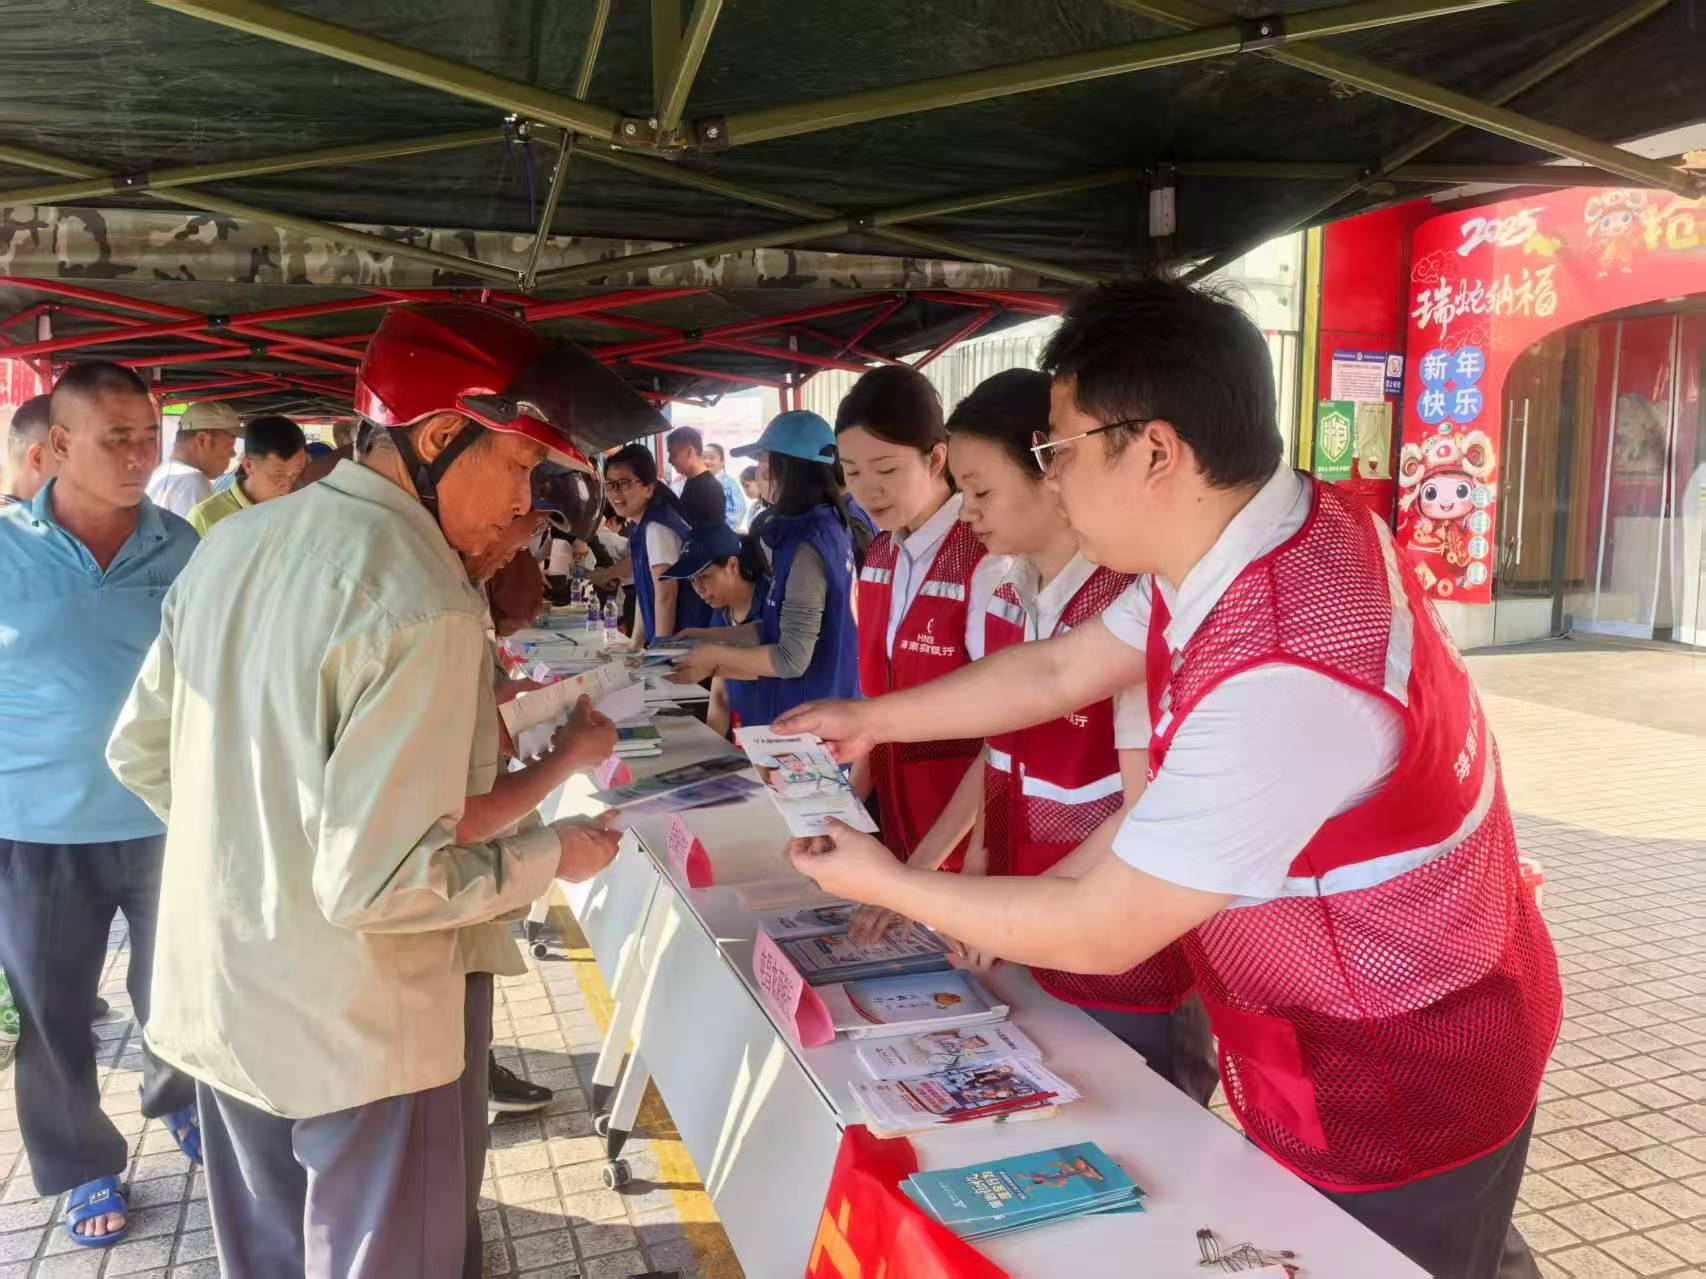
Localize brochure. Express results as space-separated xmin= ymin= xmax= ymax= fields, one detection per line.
xmin=500 ymin=659 xmax=632 ymax=740
xmin=817 ymin=970 xmax=1007 ymax=1040
xmin=755 ymin=901 xmax=860 ymax=940
xmin=855 ymin=1022 xmax=1042 ymax=1079
xmin=899 ymin=1142 xmax=1145 ymax=1241
xmin=781 ymin=927 xmax=951 ymax=987
xmin=732 ymin=727 xmax=878 ymax=837
xmin=851 ymin=1057 xmax=1079 ymax=1137
xmin=592 ymin=754 xmax=762 ymax=824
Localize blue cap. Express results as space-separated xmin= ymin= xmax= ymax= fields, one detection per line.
xmin=660 ymin=521 xmax=745 ymax=581
xmin=731 ymin=410 xmax=836 ymax=464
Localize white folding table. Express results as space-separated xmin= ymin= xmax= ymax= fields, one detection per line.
xmin=539 ymin=717 xmax=1426 ymax=1279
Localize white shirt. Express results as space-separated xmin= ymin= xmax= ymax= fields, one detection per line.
xmin=644 ymin=521 xmax=682 ymax=575
xmin=976 ymin=552 xmax=1147 ymax=746
xmin=886 ymin=492 xmax=1008 ymax=659
xmin=145 ymin=460 xmax=213 ymax=518
xmin=1102 ymin=468 xmax=1405 ymax=901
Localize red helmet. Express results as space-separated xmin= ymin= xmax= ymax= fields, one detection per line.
xmin=356 ymin=302 xmax=665 ymax=539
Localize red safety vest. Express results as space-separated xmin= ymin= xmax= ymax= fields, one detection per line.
xmin=982 ymin=567 xmax=1194 ymax=1014
xmin=857 ymin=519 xmax=986 ymax=871
xmin=1147 ymin=478 xmax=1560 ymax=1192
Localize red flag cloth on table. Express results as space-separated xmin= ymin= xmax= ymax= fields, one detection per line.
xmin=806 ymin=1125 xmax=1009 ymax=1279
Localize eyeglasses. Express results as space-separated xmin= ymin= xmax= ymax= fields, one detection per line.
xmin=603 ymin=477 xmax=641 ymax=494
xmin=1029 ymin=420 xmax=1151 ymax=473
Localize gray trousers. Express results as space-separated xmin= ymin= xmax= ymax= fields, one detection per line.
xmin=1321 ymin=1109 xmax=1541 ymax=1279
xmin=198 ymin=974 xmax=494 ymax=1279
xmin=1084 ymin=994 xmax=1220 ymax=1108
xmin=0 ymin=836 xmax=197 ymax=1195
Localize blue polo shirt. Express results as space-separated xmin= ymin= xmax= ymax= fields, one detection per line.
xmin=0 ymin=482 xmax=198 ymax=843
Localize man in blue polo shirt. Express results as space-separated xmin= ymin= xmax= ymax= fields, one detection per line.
xmin=0 ymin=362 xmax=201 ymax=1248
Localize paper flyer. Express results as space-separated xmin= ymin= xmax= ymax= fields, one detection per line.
xmin=732 ymin=727 xmax=878 ymax=837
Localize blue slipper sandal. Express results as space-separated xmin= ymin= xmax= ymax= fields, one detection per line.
xmin=162 ymin=1102 xmax=202 ymax=1166
xmin=65 ymin=1175 xmax=128 ymax=1247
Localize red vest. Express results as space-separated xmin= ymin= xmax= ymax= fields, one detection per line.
xmin=857 ymin=519 xmax=986 ymax=871
xmin=1148 ymin=479 xmax=1560 ymax=1191
xmin=982 ymin=567 xmax=1194 ymax=1014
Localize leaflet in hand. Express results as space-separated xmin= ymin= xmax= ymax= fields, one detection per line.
xmin=500 ymin=659 xmax=631 ymax=741
xmin=856 ymin=1022 xmax=1042 ymax=1079
xmin=818 ymin=970 xmax=1008 ymax=1040
xmin=732 ymin=727 xmax=877 ymax=837
xmin=781 ymin=927 xmax=951 ymax=987
xmin=899 ymin=1142 xmax=1145 ymax=1242
xmin=591 ymin=753 xmax=761 ymax=824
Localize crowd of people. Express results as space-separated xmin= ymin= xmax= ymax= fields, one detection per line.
xmin=0 ymin=277 xmax=1560 ymax=1279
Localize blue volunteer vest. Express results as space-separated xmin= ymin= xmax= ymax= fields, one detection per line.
xmin=744 ymin=504 xmax=860 ymax=725
xmin=712 ymin=585 xmax=769 ymax=728
xmin=630 ymin=494 xmax=712 ymax=639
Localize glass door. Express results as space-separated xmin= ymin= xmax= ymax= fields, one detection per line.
xmin=1668 ymin=313 xmax=1705 ymax=648
xmin=1577 ymin=316 xmax=1682 ymax=639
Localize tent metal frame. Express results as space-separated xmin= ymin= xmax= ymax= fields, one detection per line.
xmin=2 ymin=0 xmax=1700 ymax=411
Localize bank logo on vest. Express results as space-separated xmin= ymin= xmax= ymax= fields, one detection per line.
xmin=900 ymin=614 xmax=953 ymax=659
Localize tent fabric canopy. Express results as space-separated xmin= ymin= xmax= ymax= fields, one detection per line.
xmin=2 ymin=0 xmax=1701 ymax=422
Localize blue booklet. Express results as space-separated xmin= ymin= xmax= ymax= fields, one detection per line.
xmin=900 ymin=1142 xmax=1144 ymax=1240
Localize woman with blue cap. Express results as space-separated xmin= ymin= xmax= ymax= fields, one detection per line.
xmin=598 ymin=442 xmax=711 ymax=645
xmin=667 ymin=411 xmax=859 ymax=726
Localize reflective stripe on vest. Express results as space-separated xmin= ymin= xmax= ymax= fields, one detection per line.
xmin=985 ymin=748 xmax=1123 ymax=807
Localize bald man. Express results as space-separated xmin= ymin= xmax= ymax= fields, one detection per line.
xmin=0 ymin=363 xmax=202 ymax=1247
xmin=2 ymin=393 xmax=55 ymax=505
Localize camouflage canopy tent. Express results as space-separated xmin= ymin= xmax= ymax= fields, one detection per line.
xmin=1 ymin=0 xmax=1702 ymax=439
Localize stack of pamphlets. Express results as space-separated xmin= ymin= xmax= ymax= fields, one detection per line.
xmin=591 ymin=753 xmax=762 ymax=823
xmin=781 ymin=927 xmax=951 ymax=987
xmin=818 ymin=970 xmax=1008 ymax=1040
xmin=735 ymin=880 xmax=846 ymax=913
xmin=854 ymin=1022 xmax=1042 ymax=1079
xmin=851 ymin=1057 xmax=1080 ymax=1137
xmin=754 ymin=901 xmax=860 ymax=939
xmin=732 ymin=727 xmax=878 ymax=836
xmin=899 ymin=1142 xmax=1145 ymax=1241
xmin=613 ymin=720 xmax=663 ymax=760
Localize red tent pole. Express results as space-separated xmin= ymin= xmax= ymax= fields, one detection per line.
xmin=913 ymin=309 xmax=996 ymax=370
xmin=702 ymin=336 xmax=868 ymax=373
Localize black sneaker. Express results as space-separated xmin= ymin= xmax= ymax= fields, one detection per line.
xmin=489 ymin=1055 xmax=552 ymax=1113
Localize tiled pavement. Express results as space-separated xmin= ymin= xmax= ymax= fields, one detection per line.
xmin=2 ymin=639 xmax=1703 ymax=1277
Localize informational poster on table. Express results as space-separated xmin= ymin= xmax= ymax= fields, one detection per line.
xmin=1397 ymin=183 xmax=1706 ymax=604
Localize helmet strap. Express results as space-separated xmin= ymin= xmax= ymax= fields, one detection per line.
xmin=386 ymin=420 xmax=484 ymax=519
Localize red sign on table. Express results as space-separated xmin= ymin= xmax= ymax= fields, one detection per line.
xmin=593 ymin=754 xmax=631 ymax=790
xmin=667 ymin=814 xmax=714 ymax=889
xmin=752 ymin=929 xmax=834 ymax=1049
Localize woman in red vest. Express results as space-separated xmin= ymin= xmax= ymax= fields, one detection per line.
xmin=834 ymin=366 xmax=1005 ymax=873
xmin=930 ymin=369 xmax=1215 ymax=1102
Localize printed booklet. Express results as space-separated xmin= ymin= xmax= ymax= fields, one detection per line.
xmin=732 ymin=727 xmax=878 ymax=837
xmin=855 ymin=1022 xmax=1042 ymax=1079
xmin=817 ymin=970 xmax=1008 ymax=1040
xmin=755 ymin=901 xmax=860 ymax=940
xmin=851 ymin=1057 xmax=1080 ymax=1137
xmin=780 ymin=926 xmax=951 ymax=986
xmin=592 ymin=754 xmax=761 ymax=823
xmin=899 ymin=1142 xmax=1145 ymax=1241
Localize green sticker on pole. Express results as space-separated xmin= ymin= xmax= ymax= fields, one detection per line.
xmin=1314 ymin=400 xmax=1356 ymax=481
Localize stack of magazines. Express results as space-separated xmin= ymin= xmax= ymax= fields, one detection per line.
xmin=851 ymin=1056 xmax=1080 ymax=1137
xmin=854 ymin=1022 xmax=1042 ymax=1078
xmin=818 ymin=970 xmax=1009 ymax=1040
xmin=900 ymin=1142 xmax=1145 ymax=1242
xmin=779 ymin=927 xmax=952 ymax=987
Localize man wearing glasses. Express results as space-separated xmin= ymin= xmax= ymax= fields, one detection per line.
xmin=779 ymin=280 xmax=1559 ymax=1279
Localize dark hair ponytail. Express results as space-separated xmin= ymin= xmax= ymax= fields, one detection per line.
xmin=734 ymin=531 xmax=769 ymax=582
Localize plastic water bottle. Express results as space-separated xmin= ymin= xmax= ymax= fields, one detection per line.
xmin=602 ymin=597 xmax=619 ymax=637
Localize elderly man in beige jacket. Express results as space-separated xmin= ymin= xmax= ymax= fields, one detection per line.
xmin=108 ymin=303 xmax=651 ymax=1279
